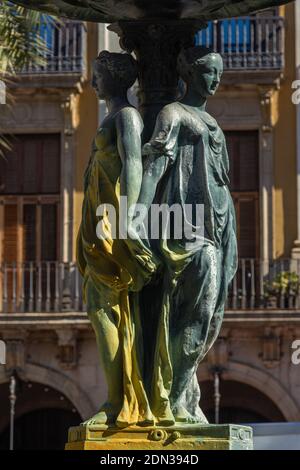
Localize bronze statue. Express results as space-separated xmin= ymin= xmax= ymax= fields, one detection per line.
xmin=138 ymin=46 xmax=238 ymax=424
xmin=77 ymin=51 xmax=157 ymax=427
xmin=8 ymin=0 xmax=291 ymax=451
xmin=77 ymin=46 xmax=237 ymax=428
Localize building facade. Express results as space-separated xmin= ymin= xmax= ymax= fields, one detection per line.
xmin=0 ymin=3 xmax=300 ymax=449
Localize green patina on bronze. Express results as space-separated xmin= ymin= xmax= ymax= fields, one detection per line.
xmin=77 ymin=46 xmax=238 ymax=427
xmin=9 ymin=0 xmax=292 ymax=447
xmin=76 ymin=51 xmax=160 ymax=427
xmin=137 ymin=47 xmax=238 ymax=424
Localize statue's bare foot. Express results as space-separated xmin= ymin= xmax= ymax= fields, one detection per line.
xmin=155 ymin=406 xmax=176 ymax=427
xmin=81 ymin=403 xmax=118 ymax=426
xmin=116 ymin=413 xmax=155 ymax=428
xmin=138 ymin=415 xmax=155 ymax=427
xmin=81 ymin=410 xmax=114 ymax=426
xmin=196 ymin=407 xmax=209 ymax=424
xmin=173 ymin=405 xmax=203 ymax=424
xmin=156 ymin=416 xmax=175 ymax=426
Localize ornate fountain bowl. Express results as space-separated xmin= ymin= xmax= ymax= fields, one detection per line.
xmin=12 ymin=0 xmax=290 ymax=23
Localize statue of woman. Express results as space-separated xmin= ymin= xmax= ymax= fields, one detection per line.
xmin=138 ymin=47 xmax=238 ymax=424
xmin=77 ymin=51 xmax=158 ymax=428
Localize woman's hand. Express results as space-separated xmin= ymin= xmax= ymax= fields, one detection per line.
xmin=126 ymin=223 xmax=161 ymax=275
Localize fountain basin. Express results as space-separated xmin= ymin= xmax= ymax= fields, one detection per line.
xmin=11 ymin=0 xmax=290 ymax=23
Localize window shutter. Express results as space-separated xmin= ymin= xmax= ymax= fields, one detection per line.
xmin=23 ymin=205 xmax=37 ymax=261
xmin=226 ymin=130 xmax=260 ymax=259
xmin=3 ymin=204 xmax=18 ymax=262
xmin=0 ymin=134 xmax=60 ymax=195
xmin=41 ymin=204 xmax=57 ymax=261
xmin=238 ymin=197 xmax=259 ymax=258
xmin=42 ymin=136 xmax=60 ymax=193
xmin=226 ymin=131 xmax=259 ymax=192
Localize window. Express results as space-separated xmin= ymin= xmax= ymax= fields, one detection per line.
xmin=0 ymin=134 xmax=60 ymax=262
xmin=225 ymin=130 xmax=260 ymax=259
xmin=27 ymin=18 xmax=84 ymax=73
xmin=0 ymin=134 xmax=60 ymax=194
xmin=0 ymin=135 xmax=60 ymax=312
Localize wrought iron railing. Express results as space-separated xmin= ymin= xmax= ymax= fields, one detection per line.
xmin=19 ymin=17 xmax=284 ymax=75
xmin=226 ymin=258 xmax=300 ymax=310
xmin=195 ymin=16 xmax=285 ymax=70
xmin=21 ymin=20 xmax=87 ymax=74
xmin=1 ymin=259 xmax=300 ymax=313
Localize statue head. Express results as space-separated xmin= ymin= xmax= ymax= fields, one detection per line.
xmin=177 ymin=46 xmax=223 ymax=98
xmin=92 ymin=51 xmax=138 ymax=99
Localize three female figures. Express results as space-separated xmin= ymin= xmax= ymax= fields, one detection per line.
xmin=77 ymin=46 xmax=238 ymax=427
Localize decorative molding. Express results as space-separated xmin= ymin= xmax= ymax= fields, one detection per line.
xmin=0 ymin=362 xmax=95 ymax=420
xmin=259 ymin=87 xmax=275 ymax=133
xmin=260 ymin=327 xmax=282 ymax=368
xmin=206 ymin=329 xmax=231 ymax=370
xmin=198 ymin=360 xmax=300 ymax=421
xmin=1 ymin=331 xmax=27 ymax=376
xmin=208 ymin=96 xmax=261 ymax=127
xmin=0 ymin=101 xmax=64 ymax=129
xmin=56 ymin=329 xmax=78 ymax=370
xmin=61 ymin=95 xmax=76 ymax=136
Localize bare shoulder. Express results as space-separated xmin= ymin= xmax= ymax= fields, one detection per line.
xmin=117 ymin=106 xmax=143 ymax=128
xmin=157 ymin=102 xmax=181 ymax=124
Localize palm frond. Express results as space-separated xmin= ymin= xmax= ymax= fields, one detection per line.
xmin=0 ymin=1 xmax=57 ymax=156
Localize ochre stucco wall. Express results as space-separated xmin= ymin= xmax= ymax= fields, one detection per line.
xmin=273 ymin=3 xmax=297 ymax=258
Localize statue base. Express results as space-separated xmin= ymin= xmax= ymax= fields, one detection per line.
xmin=65 ymin=424 xmax=253 ymax=450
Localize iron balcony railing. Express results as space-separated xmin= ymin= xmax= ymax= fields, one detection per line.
xmin=0 ymin=262 xmax=84 ymax=313
xmin=21 ymin=20 xmax=87 ymax=75
xmin=196 ymin=16 xmax=285 ymax=70
xmin=1 ymin=259 xmax=300 ymax=313
xmin=19 ymin=16 xmax=284 ymax=75
xmin=227 ymin=258 xmax=300 ymax=310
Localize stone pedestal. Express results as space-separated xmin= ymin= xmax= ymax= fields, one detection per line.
xmin=65 ymin=424 xmax=253 ymax=450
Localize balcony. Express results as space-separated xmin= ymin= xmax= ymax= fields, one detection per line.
xmin=0 ymin=259 xmax=300 ymax=316
xmin=14 ymin=16 xmax=283 ymax=88
xmin=22 ymin=20 xmax=86 ymax=74
xmin=196 ymin=15 xmax=285 ymax=85
xmin=227 ymin=258 xmax=300 ymax=310
xmin=13 ymin=20 xmax=87 ymax=90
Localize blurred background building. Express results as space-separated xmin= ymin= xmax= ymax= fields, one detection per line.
xmin=0 ymin=2 xmax=300 ymax=449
